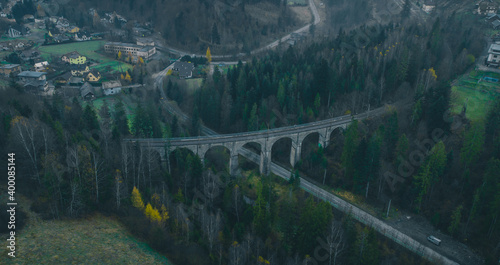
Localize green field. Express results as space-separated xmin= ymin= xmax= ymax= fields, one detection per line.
xmin=82 ymin=94 xmax=137 ymax=133
xmin=0 ymin=36 xmax=30 ymax=42
xmin=2 ymin=213 xmax=172 ymax=265
xmin=37 ymin=41 xmax=132 ymax=73
xmin=93 ymin=60 xmax=133 ymax=73
xmin=184 ymin=78 xmax=203 ymax=94
xmin=451 ymin=70 xmax=500 ymax=122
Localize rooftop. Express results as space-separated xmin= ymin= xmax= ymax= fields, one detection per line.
xmin=80 ymin=82 xmax=94 ymax=98
xmin=86 ymin=69 xmax=101 ymax=77
xmin=18 ymin=71 xmax=46 ymax=78
xmin=105 ymin=42 xmax=154 ymax=51
xmin=489 ymin=43 xmax=500 ymax=53
xmin=63 ymin=51 xmax=83 ymax=59
xmin=0 ymin=64 xmax=20 ymax=69
xmin=34 ymin=61 xmax=49 ymax=67
xmin=174 ymin=61 xmax=194 ymax=77
xmin=70 ymin=64 xmax=88 ymax=71
xmin=102 ymin=80 xmax=122 ymax=89
xmin=106 ymin=42 xmax=142 ymax=49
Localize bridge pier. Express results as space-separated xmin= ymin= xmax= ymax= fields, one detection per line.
xmin=260 ymin=150 xmax=271 ymax=175
xmin=290 ymin=141 xmax=301 ymax=168
xmin=229 ymin=153 xmax=239 ymax=176
xmin=319 ymin=133 xmax=329 ymax=149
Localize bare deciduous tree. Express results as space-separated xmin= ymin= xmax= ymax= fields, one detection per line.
xmin=233 ymin=184 xmax=240 ymax=222
xmin=91 ymin=150 xmax=104 ymax=203
xmin=115 ymin=169 xmax=126 ymax=210
xmin=326 ymin=221 xmax=346 ymax=265
xmin=201 ymin=209 xmax=222 ymax=253
xmin=11 ymin=116 xmax=42 ymax=184
xmin=68 ymin=179 xmax=83 ymax=217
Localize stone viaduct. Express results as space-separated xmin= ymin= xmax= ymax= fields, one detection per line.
xmin=124 ymin=107 xmax=385 ymax=175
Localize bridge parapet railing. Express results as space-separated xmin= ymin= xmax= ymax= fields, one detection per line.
xmin=122 ymin=107 xmax=386 ymax=144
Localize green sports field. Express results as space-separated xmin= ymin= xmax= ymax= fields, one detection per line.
xmin=37 ymin=40 xmax=132 ymax=72
xmin=451 ymin=70 xmax=500 ymax=122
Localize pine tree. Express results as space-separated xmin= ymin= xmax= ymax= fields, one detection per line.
xmin=342 ymin=121 xmax=359 ymax=181
xmin=253 ymin=187 xmax=270 ymax=238
xmin=248 ymin=103 xmax=259 ymax=131
xmin=448 ymin=205 xmax=463 ymax=236
xmin=82 ymin=105 xmax=99 ymax=131
xmin=394 ymin=133 xmax=409 ymax=167
xmin=211 ymin=23 xmax=220 ymax=44
xmin=460 ymin=123 xmax=485 ymax=170
xmin=385 ymin=111 xmax=399 ymax=158
xmin=174 ymin=188 xmax=185 ymax=203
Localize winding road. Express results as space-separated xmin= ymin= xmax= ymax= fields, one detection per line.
xmin=155 ymin=0 xmax=321 ymax=59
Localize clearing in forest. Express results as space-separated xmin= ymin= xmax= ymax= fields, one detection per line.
xmin=451 ymin=70 xmax=500 ymax=122
xmin=1 ymin=209 xmax=171 ymax=264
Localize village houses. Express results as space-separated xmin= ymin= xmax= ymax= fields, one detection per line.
xmin=17 ymin=71 xmax=48 ymax=91
xmin=477 ymin=0 xmax=498 ymax=15
xmin=61 ymin=51 xmax=87 ymax=64
xmin=0 ymin=64 xmax=21 ymax=76
xmin=173 ymin=61 xmax=195 ymax=79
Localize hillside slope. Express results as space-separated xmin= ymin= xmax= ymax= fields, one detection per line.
xmin=1 ymin=195 xmax=171 ymax=265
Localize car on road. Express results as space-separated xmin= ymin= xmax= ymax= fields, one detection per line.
xmin=427 ymin=235 xmax=441 ymax=246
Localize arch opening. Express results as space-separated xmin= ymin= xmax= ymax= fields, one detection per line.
xmin=271 ymin=137 xmax=292 ymax=169
xmin=204 ymin=146 xmax=231 ymax=174
xmin=239 ymin=142 xmax=262 ymax=172
xmin=299 ymin=132 xmax=320 ymax=162
xmin=168 ymin=147 xmax=202 ymax=198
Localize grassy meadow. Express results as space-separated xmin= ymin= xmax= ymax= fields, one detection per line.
xmin=450 ymin=70 xmax=500 ymax=122
xmin=38 ymin=40 xmax=133 ymax=73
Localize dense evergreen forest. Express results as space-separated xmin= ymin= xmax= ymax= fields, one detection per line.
xmin=63 ymin=0 xmax=298 ymax=53
xmin=0 ymin=7 xmax=499 ymax=265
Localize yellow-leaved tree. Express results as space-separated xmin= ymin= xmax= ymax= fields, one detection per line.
xmin=144 ymin=203 xmax=162 ymax=224
xmin=160 ymin=204 xmax=169 ymax=226
xmin=206 ymin=47 xmax=212 ymax=63
xmin=131 ymin=186 xmax=144 ymax=209
xmin=139 ymin=56 xmax=144 ymax=64
xmin=117 ymin=51 xmax=122 ymax=60
xmin=124 ymin=72 xmax=132 ymax=82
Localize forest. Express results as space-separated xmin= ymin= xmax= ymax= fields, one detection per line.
xmin=62 ymin=0 xmax=299 ymax=53
xmin=0 ymin=4 xmax=499 ymax=265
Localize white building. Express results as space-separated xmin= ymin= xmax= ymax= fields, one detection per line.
xmin=102 ymin=80 xmax=122 ymax=96
xmin=104 ymin=42 xmax=156 ymax=60
xmin=487 ymin=43 xmax=500 ymax=67
xmin=34 ymin=61 xmax=49 ymax=72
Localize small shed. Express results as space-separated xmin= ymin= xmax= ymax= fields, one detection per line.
xmin=80 ymin=82 xmax=95 ymax=100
